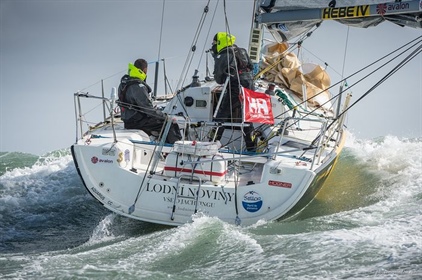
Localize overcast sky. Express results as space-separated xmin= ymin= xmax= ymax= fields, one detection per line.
xmin=1 ymin=0 xmax=421 ymax=156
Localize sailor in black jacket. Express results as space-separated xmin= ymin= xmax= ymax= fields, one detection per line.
xmin=211 ymin=32 xmax=256 ymax=151
xmin=118 ymin=59 xmax=182 ymax=144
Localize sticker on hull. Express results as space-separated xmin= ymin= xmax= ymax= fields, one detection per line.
xmin=242 ymin=191 xmax=263 ymax=213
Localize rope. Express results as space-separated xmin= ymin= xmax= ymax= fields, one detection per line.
xmin=341 ymin=26 xmax=350 ymax=82
xmin=128 ymin=117 xmax=170 ymax=214
xmin=220 ymin=0 xmax=242 ymax=224
xmin=279 ymin=35 xmax=422 ymax=127
xmin=196 ymin=0 xmax=220 ymax=71
xmin=328 ymin=42 xmax=422 ymax=130
xmin=175 ymin=0 xmax=212 ymax=92
xmin=165 ymin=0 xmax=213 ymax=132
xmin=300 ymin=37 xmax=422 ymax=152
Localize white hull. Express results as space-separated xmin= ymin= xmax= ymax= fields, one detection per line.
xmin=72 ymin=112 xmax=346 ymax=226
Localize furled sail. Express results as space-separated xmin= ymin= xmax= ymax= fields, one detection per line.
xmin=260 ymin=42 xmax=333 ymax=109
xmin=258 ymin=0 xmax=422 ymax=41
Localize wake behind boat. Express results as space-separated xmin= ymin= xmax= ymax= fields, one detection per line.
xmin=71 ymin=0 xmax=421 ymax=226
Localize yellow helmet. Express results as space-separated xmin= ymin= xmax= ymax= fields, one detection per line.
xmin=214 ymin=32 xmax=236 ymax=53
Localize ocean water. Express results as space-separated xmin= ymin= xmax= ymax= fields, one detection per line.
xmin=0 ymin=135 xmax=421 ymax=279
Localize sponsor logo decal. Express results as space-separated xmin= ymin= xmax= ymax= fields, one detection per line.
xmin=117 ymin=149 xmax=130 ymax=165
xmin=322 ymin=5 xmax=370 ymax=19
xmin=387 ymin=2 xmax=411 ymax=12
xmin=268 ymin=180 xmax=292 ymax=188
xmin=376 ymin=3 xmax=387 ymax=15
xmin=117 ymin=152 xmax=123 ymax=163
xmin=242 ymin=191 xmax=263 ymax=213
xmin=91 ymin=156 xmax=113 ymax=164
xmin=377 ymin=2 xmax=411 ymax=15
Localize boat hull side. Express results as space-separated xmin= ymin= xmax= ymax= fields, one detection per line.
xmin=280 ymin=132 xmax=347 ymax=219
xmin=70 ymin=131 xmax=347 ymax=226
xmin=71 ymin=144 xmax=103 ymax=205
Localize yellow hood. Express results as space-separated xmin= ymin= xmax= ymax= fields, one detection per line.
xmin=215 ymin=32 xmax=236 ymax=53
xmin=128 ymin=63 xmax=147 ymax=81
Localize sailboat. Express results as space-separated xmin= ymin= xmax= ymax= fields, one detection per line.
xmin=71 ymin=0 xmax=421 ymax=226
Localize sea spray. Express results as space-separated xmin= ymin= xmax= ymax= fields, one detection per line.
xmin=84 ymin=214 xmax=117 ymax=246
xmin=0 ymin=149 xmax=109 ymax=254
xmin=0 ymin=137 xmax=421 ymax=279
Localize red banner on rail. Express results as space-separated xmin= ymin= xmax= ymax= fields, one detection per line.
xmin=241 ymin=87 xmax=274 ymax=124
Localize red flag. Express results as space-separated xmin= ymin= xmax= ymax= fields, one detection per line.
xmin=241 ymin=87 xmax=274 ymax=124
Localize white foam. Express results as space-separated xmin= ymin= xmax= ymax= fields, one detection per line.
xmin=0 ymin=153 xmax=74 ymax=191
xmin=84 ymin=214 xmax=117 ymax=246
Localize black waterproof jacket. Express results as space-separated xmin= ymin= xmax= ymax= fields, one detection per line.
xmin=118 ymin=75 xmax=165 ymax=123
xmin=213 ymin=46 xmax=254 ymax=90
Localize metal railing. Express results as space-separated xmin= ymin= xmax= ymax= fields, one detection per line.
xmin=73 ymin=90 xmax=113 ymax=142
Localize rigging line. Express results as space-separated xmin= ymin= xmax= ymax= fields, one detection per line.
xmin=297 ymin=45 xmax=342 ymax=78
xmin=168 ymin=2 xmax=214 ymax=126
xmin=128 ymin=117 xmax=170 ymax=214
xmin=300 ymin=41 xmax=422 ymax=138
xmin=295 ymin=23 xmax=321 ymax=47
xmin=297 ymin=44 xmax=422 ymax=153
xmin=327 ymin=45 xmax=422 ymax=131
xmin=314 ymin=46 xmax=422 ymax=151
xmin=176 ymin=0 xmax=211 ymax=92
xmin=341 ymin=26 xmax=350 ymax=82
xmin=223 ymin=0 xmax=241 ymax=222
xmin=80 ymin=57 xmax=169 ymax=92
xmin=187 ymin=5 xmax=210 ymax=72
xmin=177 ymin=33 xmax=203 ymax=91
xmin=335 ymin=43 xmax=421 ymax=110
xmin=162 ymin=59 xmax=174 ymax=96
xmin=157 ymin=0 xmax=166 ymax=61
xmin=221 ymin=0 xmax=243 ymax=123
xmin=280 ymin=36 xmax=422 ymax=122
xmin=196 ymin=0 xmax=220 ymax=71
xmin=79 ymin=70 xmax=126 ymax=92
xmin=201 ymin=0 xmax=221 ymax=77
xmin=220 ymin=0 xmax=240 ymax=219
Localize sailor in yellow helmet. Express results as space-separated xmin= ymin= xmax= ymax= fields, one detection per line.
xmin=118 ymin=58 xmax=182 ymax=144
xmin=210 ymin=32 xmax=256 ymax=151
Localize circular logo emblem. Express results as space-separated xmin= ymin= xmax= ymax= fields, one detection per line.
xmin=91 ymin=156 xmax=98 ymax=164
xmin=242 ymin=191 xmax=263 ymax=213
xmin=376 ymin=3 xmax=387 ymax=15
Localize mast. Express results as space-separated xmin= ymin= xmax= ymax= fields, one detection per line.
xmin=153 ymin=61 xmax=159 ymax=100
